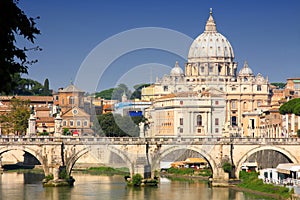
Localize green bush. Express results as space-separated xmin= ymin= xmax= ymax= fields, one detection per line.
xmin=59 ymin=168 xmax=69 ymax=179
xmin=132 ymin=174 xmax=143 ymax=186
xmin=297 ymin=129 xmax=300 ymax=138
xmin=238 ymin=171 xmax=293 ymax=199
xmin=222 ymin=162 xmax=232 ymax=173
xmin=45 ymin=174 xmax=54 ymax=181
xmin=167 ymin=167 xmax=194 ymax=175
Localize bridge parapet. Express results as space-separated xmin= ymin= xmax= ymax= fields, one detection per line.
xmin=0 ymin=136 xmax=299 ymax=145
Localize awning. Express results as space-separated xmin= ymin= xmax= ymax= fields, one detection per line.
xmin=276 ymin=163 xmax=300 ymax=174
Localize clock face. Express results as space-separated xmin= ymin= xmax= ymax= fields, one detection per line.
xmin=72 ymin=109 xmax=78 ymax=115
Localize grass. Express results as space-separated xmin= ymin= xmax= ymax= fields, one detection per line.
xmin=86 ymin=166 xmax=130 ymax=175
xmin=166 ymin=167 xmax=212 ymax=177
xmin=238 ymin=171 xmax=293 ymax=199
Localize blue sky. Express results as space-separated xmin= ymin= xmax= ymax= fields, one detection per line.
xmin=20 ymin=0 xmax=300 ymax=92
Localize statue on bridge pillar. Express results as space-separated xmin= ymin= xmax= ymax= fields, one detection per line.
xmin=139 ymin=122 xmax=145 ymax=137
xmin=27 ymin=114 xmax=36 ymax=136
xmin=54 ymin=114 xmax=63 ymax=137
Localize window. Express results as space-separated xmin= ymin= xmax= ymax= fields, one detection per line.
xmin=209 ymin=66 xmax=213 ymax=73
xmin=197 ymin=115 xmax=202 ymax=126
xmin=257 ymin=85 xmax=262 ymax=91
xmin=77 ymin=120 xmax=81 ymax=127
xmin=231 ymin=116 xmax=237 ymax=126
xmin=55 ymin=96 xmax=59 ymax=101
xmin=257 ymin=101 xmax=261 ymax=107
xmin=63 ymin=121 xmax=67 ymax=126
xmin=180 ymin=118 xmax=183 ymax=125
xmin=215 ymin=128 xmax=219 ymax=133
xmin=197 ymin=129 xmax=201 ymax=133
xmin=180 ymin=101 xmax=183 ymax=105
xmin=215 ymin=101 xmax=219 ymax=105
xmin=163 ymin=86 xmax=168 ymax=92
xmin=62 ymin=98 xmax=64 ymax=105
xmin=231 ymin=101 xmax=236 ymax=109
xmin=69 ymin=96 xmax=75 ymax=104
xmin=180 ymin=128 xmax=183 ymax=133
xmin=243 ymin=102 xmax=247 ymax=109
xmin=232 ymin=87 xmax=236 ymax=91
xmin=215 ymin=118 xmax=219 ymax=126
xmin=70 ymin=120 xmax=74 ymax=127
xmin=201 ymin=67 xmax=204 ymax=73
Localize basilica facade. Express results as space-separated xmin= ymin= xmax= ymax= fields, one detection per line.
xmin=142 ymin=10 xmax=271 ymax=137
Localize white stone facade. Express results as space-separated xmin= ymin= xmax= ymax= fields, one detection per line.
xmin=142 ymin=10 xmax=271 ymax=137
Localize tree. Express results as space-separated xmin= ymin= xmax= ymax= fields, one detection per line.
xmin=112 ymin=84 xmax=131 ymax=101
xmin=41 ymin=78 xmax=52 ymax=96
xmin=8 ymin=74 xmax=44 ymax=96
xmin=279 ymin=98 xmax=300 ymax=115
xmin=97 ymin=113 xmax=139 ymax=137
xmin=271 ymin=82 xmax=286 ymax=89
xmin=95 ymin=88 xmax=114 ymax=100
xmin=130 ymin=83 xmax=151 ymax=100
xmin=0 ymin=0 xmax=40 ymax=94
xmin=0 ymin=98 xmax=30 ymax=135
xmin=95 ymin=84 xmax=132 ymax=101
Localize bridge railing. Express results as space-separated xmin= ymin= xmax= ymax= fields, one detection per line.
xmin=0 ymin=136 xmax=299 ymax=145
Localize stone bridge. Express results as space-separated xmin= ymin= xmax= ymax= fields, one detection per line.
xmin=0 ymin=136 xmax=300 ymax=185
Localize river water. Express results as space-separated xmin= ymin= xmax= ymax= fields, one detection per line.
xmin=0 ymin=172 xmax=274 ymax=200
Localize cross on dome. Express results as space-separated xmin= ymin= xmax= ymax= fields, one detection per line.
xmin=205 ymin=8 xmax=217 ymax=32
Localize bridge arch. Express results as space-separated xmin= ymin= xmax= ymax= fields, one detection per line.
xmin=151 ymin=145 xmax=218 ymax=178
xmin=66 ymin=145 xmax=134 ymax=175
xmin=0 ymin=146 xmax=45 ymax=172
xmin=235 ymin=145 xmax=299 ymax=178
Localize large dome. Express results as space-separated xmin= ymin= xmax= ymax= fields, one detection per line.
xmin=188 ymin=10 xmax=234 ymax=61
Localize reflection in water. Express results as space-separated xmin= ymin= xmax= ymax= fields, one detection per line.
xmin=0 ymin=172 xmax=272 ymax=200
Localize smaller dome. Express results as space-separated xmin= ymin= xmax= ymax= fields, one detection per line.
xmin=239 ymin=61 xmax=253 ymax=76
xmin=170 ymin=61 xmax=183 ymax=76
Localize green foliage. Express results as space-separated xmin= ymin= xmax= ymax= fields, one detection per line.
xmin=0 ymin=0 xmax=40 ymax=94
xmin=0 ymin=98 xmax=30 ymax=135
xmin=95 ymin=88 xmax=114 ymax=100
xmin=95 ymin=83 xmax=151 ymax=101
xmin=111 ymin=84 xmax=131 ymax=101
xmin=59 ymin=168 xmax=69 ymax=179
xmin=44 ymin=174 xmax=54 ymax=181
xmin=63 ymin=128 xmax=71 ymax=136
xmin=222 ymin=162 xmax=232 ymax=173
xmin=88 ymin=166 xmax=129 ymax=175
xmin=239 ymin=171 xmax=293 ymax=199
xmin=271 ymin=83 xmax=286 ymax=89
xmin=297 ymin=129 xmax=300 ymax=138
xmin=41 ymin=78 xmax=52 ymax=96
xmin=279 ymin=98 xmax=300 ymax=115
xmin=130 ymin=83 xmax=151 ymax=99
xmin=5 ymin=74 xmax=47 ymax=96
xmin=167 ymin=167 xmax=195 ymax=175
xmin=132 ymin=174 xmax=143 ymax=186
xmin=97 ymin=113 xmax=139 ymax=137
xmin=38 ymin=132 xmax=49 ymax=136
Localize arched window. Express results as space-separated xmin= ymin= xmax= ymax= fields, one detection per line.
xmin=243 ymin=102 xmax=247 ymax=109
xmin=69 ymin=96 xmax=75 ymax=104
xmin=197 ymin=115 xmax=202 ymax=126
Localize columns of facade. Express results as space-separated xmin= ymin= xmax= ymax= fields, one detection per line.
xmin=206 ymin=112 xmax=209 ymax=135
xmin=238 ymin=99 xmax=241 ymax=126
xmin=191 ymin=112 xmax=194 ymax=135
xmin=226 ymin=100 xmax=230 ymax=123
xmin=291 ymin=114 xmax=295 ymax=134
xmin=298 ymin=116 xmax=300 ymax=130
xmin=285 ymin=114 xmax=289 ymax=133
